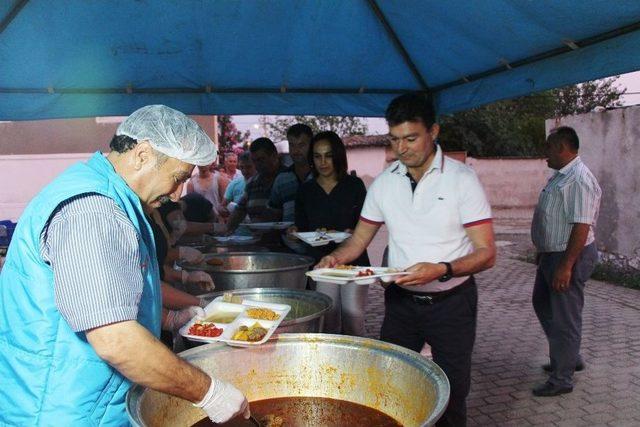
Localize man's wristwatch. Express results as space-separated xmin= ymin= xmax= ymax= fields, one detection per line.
xmin=438 ymin=262 xmax=453 ymax=282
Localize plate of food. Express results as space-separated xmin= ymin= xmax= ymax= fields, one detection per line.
xmin=293 ymin=230 xmax=351 ymax=247
xmin=240 ymin=221 xmax=294 ymax=230
xmin=306 ymin=265 xmax=410 ymax=285
xmin=179 ymin=299 xmax=291 ymax=346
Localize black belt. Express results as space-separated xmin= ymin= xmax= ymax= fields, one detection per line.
xmin=393 ymin=277 xmax=474 ymax=305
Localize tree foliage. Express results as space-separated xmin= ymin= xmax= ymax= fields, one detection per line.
xmin=439 ymin=77 xmax=626 ymax=157
xmin=217 ymin=115 xmax=251 ymax=155
xmin=552 ymin=77 xmax=625 ymax=117
xmin=263 ymin=115 xmax=368 ymax=141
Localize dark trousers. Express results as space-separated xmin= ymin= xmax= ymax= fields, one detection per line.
xmin=532 ymin=243 xmax=598 ymax=388
xmin=381 ymin=279 xmax=477 ymax=427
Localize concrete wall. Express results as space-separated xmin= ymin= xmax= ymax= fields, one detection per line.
xmin=546 ymin=106 xmax=640 ymax=269
xmin=0 ymin=150 xmax=550 ymax=222
xmin=346 ymin=146 xmax=395 ymax=188
xmin=0 ymin=115 xmax=218 ymax=220
xmin=467 ymin=157 xmax=549 ymax=209
xmin=0 ymin=153 xmax=93 ymax=220
xmin=0 ymin=115 xmax=217 ymax=155
xmin=346 ymin=145 xmax=549 ymax=209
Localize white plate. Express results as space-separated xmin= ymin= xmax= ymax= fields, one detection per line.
xmin=213 ymin=235 xmax=258 ymax=244
xmin=179 ymin=299 xmax=291 ymax=346
xmin=306 ymin=267 xmax=410 ymax=285
xmin=294 ymin=231 xmax=351 ymax=247
xmin=241 ymin=221 xmax=293 ymax=230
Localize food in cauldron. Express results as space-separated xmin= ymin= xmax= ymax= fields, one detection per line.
xmin=206 ymin=257 xmax=224 ymax=266
xmin=191 ymin=396 xmax=403 ymax=426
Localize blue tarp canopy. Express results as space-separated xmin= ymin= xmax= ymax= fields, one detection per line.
xmin=1 ymin=0 xmax=640 ymax=120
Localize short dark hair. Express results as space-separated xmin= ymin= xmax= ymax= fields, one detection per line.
xmin=549 ymin=126 xmax=579 ymax=151
xmin=109 ymin=134 xmax=138 ymax=153
xmin=109 ymin=133 xmax=167 ymax=166
xmin=385 ymin=92 xmax=436 ymax=128
xmin=309 ymin=131 xmax=348 ymax=180
xmin=249 ymin=137 xmax=277 ymax=155
xmin=181 ymin=193 xmax=213 ymax=222
xmin=157 ymin=201 xmax=182 ymax=232
xmin=238 ymin=151 xmax=252 ymax=163
xmin=286 ymin=124 xmax=313 ymax=139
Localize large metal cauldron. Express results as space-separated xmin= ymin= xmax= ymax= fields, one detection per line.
xmin=127 ymin=334 xmax=449 ymax=427
xmin=200 ymin=288 xmax=333 ymax=333
xmin=178 ymin=235 xmax=267 ymax=254
xmin=179 ymin=252 xmax=315 ymax=292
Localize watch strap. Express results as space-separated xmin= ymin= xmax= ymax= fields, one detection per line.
xmin=438 ymin=262 xmax=453 ymax=282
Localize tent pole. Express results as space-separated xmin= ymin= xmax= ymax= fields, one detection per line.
xmin=212 ymin=115 xmax=219 ymax=155
xmin=365 ymin=0 xmax=430 ymax=92
xmin=0 ymin=0 xmax=29 ymax=35
xmin=433 ymin=21 xmax=640 ymax=92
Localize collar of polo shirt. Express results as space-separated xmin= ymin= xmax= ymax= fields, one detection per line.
xmin=390 ymin=144 xmax=445 ymax=178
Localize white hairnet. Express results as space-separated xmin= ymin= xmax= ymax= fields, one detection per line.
xmin=116 ymin=105 xmax=217 ymax=166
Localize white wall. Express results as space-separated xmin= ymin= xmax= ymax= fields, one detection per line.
xmin=546 ymin=106 xmax=640 ymax=269
xmin=0 ymin=146 xmax=553 ymax=225
xmin=467 ymin=157 xmax=549 ymax=209
xmin=0 ymin=115 xmax=219 ymax=221
xmin=346 ymin=146 xmax=393 ymax=188
xmin=0 ymin=153 xmax=92 ymax=220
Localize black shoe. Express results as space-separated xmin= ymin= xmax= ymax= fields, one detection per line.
xmin=542 ymin=361 xmax=585 ymax=373
xmin=532 ymin=382 xmax=573 ymax=397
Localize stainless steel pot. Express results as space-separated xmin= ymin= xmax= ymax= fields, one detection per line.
xmin=127 ymin=334 xmax=449 ymax=427
xmin=188 ymin=244 xmax=269 ymax=254
xmin=178 ymin=252 xmax=314 ymax=291
xmin=200 ymin=288 xmax=333 ymax=333
xmin=178 ymin=234 xmax=267 ymax=254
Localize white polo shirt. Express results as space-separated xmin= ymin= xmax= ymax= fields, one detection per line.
xmin=361 ymin=145 xmax=492 ymax=292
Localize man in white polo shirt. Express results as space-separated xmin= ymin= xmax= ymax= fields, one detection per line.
xmin=317 ymin=92 xmax=496 ymax=427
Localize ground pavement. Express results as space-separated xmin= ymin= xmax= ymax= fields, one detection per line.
xmin=362 ymin=210 xmax=640 ymax=426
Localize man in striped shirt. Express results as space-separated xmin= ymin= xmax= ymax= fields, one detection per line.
xmin=0 ymin=106 xmax=250 ymax=426
xmin=531 ymin=126 xmax=601 ymax=397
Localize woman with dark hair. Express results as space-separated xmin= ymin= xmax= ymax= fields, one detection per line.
xmin=181 ymin=192 xmax=214 ymax=222
xmin=289 ymin=131 xmax=370 ymax=336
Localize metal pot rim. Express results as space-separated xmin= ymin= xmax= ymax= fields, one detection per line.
xmin=126 ymin=334 xmax=450 ymax=427
xmin=180 ymin=252 xmax=315 ymax=273
xmin=200 ymin=288 xmax=333 ymax=326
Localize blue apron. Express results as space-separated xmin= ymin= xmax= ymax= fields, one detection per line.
xmin=0 ymin=152 xmax=161 ymax=426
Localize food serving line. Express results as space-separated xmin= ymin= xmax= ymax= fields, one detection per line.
xmin=127 ymin=222 xmax=450 ymax=426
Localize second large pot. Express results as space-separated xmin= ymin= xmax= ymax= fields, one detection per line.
xmin=179 ymin=252 xmax=315 ymax=292
xmin=199 ymin=288 xmax=333 ymax=333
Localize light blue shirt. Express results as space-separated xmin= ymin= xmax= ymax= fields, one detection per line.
xmin=224 ymin=176 xmax=246 ymax=203
xmin=531 ymin=156 xmax=601 ymax=252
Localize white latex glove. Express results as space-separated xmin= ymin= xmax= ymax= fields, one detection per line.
xmin=179 ymin=246 xmax=204 ymax=264
xmin=163 ymin=306 xmax=205 ymax=331
xmin=194 ymin=376 xmax=250 ymax=424
xmin=182 ymin=270 xmax=215 ymax=291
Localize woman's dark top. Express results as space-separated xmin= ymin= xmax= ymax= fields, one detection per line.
xmin=295 ymin=174 xmax=370 ymax=265
xmin=149 ymin=215 xmax=168 ymax=281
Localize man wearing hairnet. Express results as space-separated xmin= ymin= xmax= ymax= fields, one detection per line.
xmin=0 ymin=105 xmax=250 ymax=426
